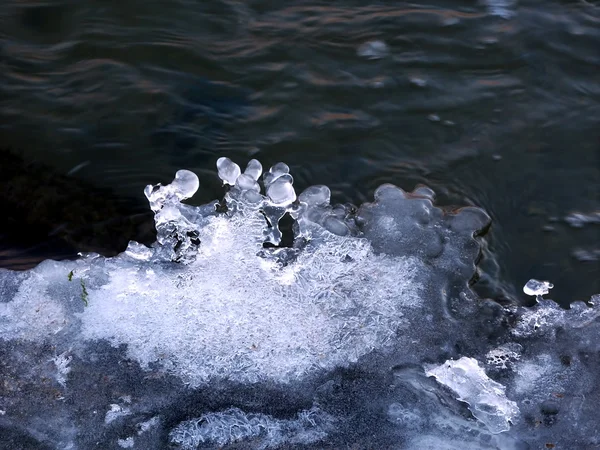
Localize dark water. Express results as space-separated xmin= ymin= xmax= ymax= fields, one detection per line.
xmin=0 ymin=0 xmax=598 ymax=305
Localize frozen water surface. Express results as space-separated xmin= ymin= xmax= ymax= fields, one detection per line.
xmin=0 ymin=158 xmax=598 ymax=449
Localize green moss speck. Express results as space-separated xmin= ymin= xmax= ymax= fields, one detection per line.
xmin=68 ymin=270 xmax=88 ymax=306
xmin=80 ymin=279 xmax=89 ymax=307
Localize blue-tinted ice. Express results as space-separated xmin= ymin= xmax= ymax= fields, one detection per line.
xmin=0 ymin=158 xmax=598 ymax=449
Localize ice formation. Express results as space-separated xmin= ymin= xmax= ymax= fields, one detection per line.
xmin=51 ymin=351 xmax=72 ymax=387
xmin=426 ymin=357 xmax=519 ymax=433
xmin=0 ymin=157 xmax=598 ymax=449
xmin=169 ymin=406 xmax=333 ymax=449
xmin=523 ymin=278 xmax=554 ymax=299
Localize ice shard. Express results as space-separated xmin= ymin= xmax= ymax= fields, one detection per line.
xmin=426 ymin=357 xmax=519 ymax=433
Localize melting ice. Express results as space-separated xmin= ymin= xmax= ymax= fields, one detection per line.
xmin=0 ymin=158 xmax=598 ymax=449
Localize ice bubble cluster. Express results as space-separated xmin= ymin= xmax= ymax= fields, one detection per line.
xmin=0 ymin=157 xmax=598 ymax=449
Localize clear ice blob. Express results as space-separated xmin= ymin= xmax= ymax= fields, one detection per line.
xmin=172 ymin=169 xmax=200 ymax=199
xmin=263 ymin=162 xmax=290 ymax=185
xmin=265 ymin=173 xmax=296 ymax=205
xmin=235 ymin=173 xmax=260 ymax=192
xmin=426 ymin=357 xmax=519 ymax=434
xmin=299 ymin=185 xmax=331 ymax=207
xmin=217 ymin=157 xmax=241 ymax=185
xmin=144 ymin=169 xmax=199 ymax=212
xmin=523 ymin=279 xmax=554 ymax=299
xmin=244 ymin=159 xmax=263 ymax=181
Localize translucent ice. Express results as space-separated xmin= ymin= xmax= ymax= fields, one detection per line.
xmin=523 ymin=278 xmax=553 ymax=298
xmin=243 ymin=158 xmax=262 ymax=180
xmin=263 ymin=162 xmax=290 ymax=185
xmin=426 ymin=357 xmax=519 ymax=433
xmin=485 ymin=343 xmax=522 ymax=370
xmin=217 ymin=156 xmax=241 ymax=185
xmin=235 ymin=173 xmax=260 ymax=192
xmin=144 ymin=169 xmax=199 ymax=213
xmin=1 ymin=156 xmax=597 ymax=449
xmin=265 ymin=173 xmax=296 ymax=205
xmin=298 ymin=185 xmax=331 ymax=207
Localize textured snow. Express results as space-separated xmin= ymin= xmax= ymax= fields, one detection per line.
xmin=170 ymin=406 xmax=333 ymax=449
xmin=117 ymin=437 xmax=135 ymax=448
xmin=51 ymin=351 xmax=72 ymax=387
xmin=80 ymin=221 xmax=423 ymax=384
xmin=105 ymin=404 xmax=132 ymax=425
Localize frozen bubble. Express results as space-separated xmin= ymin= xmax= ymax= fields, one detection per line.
xmin=172 ymin=170 xmax=200 ymax=200
xmin=143 ymin=170 xmax=199 ymax=213
xmin=266 ymin=174 xmax=296 ymax=205
xmin=426 ymin=357 xmax=519 ymax=433
xmin=412 ymin=186 xmax=436 ymax=201
xmin=322 ymin=216 xmax=349 ymax=236
xmin=486 ymin=343 xmax=522 ymax=370
xmin=217 ymin=157 xmax=241 ymax=185
xmin=244 ymin=159 xmax=263 ymax=181
xmin=428 ymin=114 xmax=441 ymax=122
xmin=358 ymin=183 xmax=489 ymax=276
xmin=235 ymin=173 xmax=260 ymax=192
xmin=299 ymin=185 xmax=331 ymax=207
xmin=263 ymin=162 xmax=290 ymax=185
xmin=523 ymin=279 xmax=553 ymax=298
xmin=357 ymin=40 xmax=389 ymax=60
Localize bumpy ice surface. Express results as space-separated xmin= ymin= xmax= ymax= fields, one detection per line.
xmin=0 ymin=157 xmax=598 ymax=449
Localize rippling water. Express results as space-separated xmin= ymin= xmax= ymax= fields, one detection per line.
xmin=0 ymin=0 xmax=599 ymax=304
